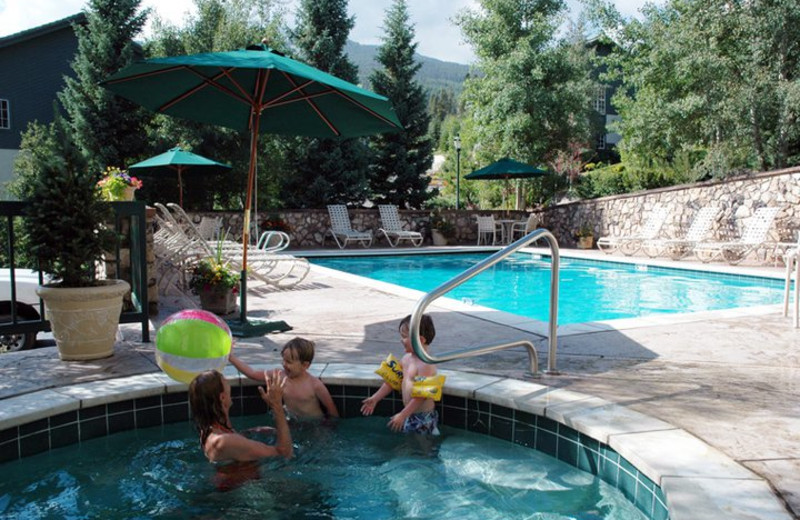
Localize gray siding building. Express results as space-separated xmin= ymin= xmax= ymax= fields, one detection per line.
xmin=0 ymin=14 xmax=84 ymax=199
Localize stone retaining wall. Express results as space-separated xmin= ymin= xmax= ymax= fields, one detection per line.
xmin=179 ymin=166 xmax=800 ymax=249
xmin=543 ymin=166 xmax=800 ymax=247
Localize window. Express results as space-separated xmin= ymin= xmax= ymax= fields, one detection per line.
xmin=594 ymin=87 xmax=606 ymax=114
xmin=596 ymin=133 xmax=606 ymax=150
xmin=0 ymin=99 xmax=9 ymax=129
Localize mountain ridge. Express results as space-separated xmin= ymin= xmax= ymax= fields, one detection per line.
xmin=345 ymin=40 xmax=470 ymax=95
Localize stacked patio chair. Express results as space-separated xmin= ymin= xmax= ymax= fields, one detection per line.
xmin=692 ymin=206 xmax=780 ymax=265
xmin=377 ymin=204 xmax=423 ymax=247
xmin=641 ymin=206 xmax=720 ymax=260
xmin=475 ymin=215 xmax=502 ymax=245
xmin=326 ymin=205 xmax=373 ymax=248
xmin=155 ymin=203 xmax=309 ymax=290
xmin=597 ymin=205 xmax=669 ymax=256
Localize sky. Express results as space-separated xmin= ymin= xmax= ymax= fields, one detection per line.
xmin=0 ymin=0 xmax=653 ymax=64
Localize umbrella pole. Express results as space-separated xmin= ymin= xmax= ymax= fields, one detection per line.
xmin=228 ymin=104 xmax=290 ymax=337
xmin=178 ymin=166 xmax=184 ymax=207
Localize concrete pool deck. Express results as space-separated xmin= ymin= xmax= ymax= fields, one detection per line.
xmin=0 ymin=247 xmax=797 ymax=519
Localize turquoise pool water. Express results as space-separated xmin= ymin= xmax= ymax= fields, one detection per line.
xmin=0 ymin=416 xmax=648 ymax=519
xmin=310 ymin=253 xmax=784 ymax=324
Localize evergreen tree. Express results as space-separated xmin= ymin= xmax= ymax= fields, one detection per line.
xmin=58 ymin=0 xmax=151 ymax=173
xmin=283 ymin=0 xmax=370 ymax=208
xmin=368 ymin=0 xmax=434 ymax=209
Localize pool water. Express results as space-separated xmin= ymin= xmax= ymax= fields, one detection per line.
xmin=310 ymin=253 xmax=784 ymax=324
xmin=0 ymin=416 xmax=648 ymax=519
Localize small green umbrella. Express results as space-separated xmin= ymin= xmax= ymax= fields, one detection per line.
xmin=464 ymin=157 xmax=548 ymax=180
xmin=465 ymin=157 xmax=549 ymax=210
xmin=128 ymin=147 xmax=232 ymax=207
xmin=103 ymin=43 xmax=401 ymax=336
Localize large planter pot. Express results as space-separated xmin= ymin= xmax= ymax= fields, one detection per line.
xmin=577 ymin=236 xmax=594 ymax=249
xmin=431 ymin=229 xmax=449 ymax=246
xmin=36 ymin=279 xmax=130 ymax=361
xmin=199 ymin=288 xmax=238 ymax=315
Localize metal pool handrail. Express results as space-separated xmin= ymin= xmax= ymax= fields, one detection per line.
xmin=409 ymin=229 xmax=560 ymax=376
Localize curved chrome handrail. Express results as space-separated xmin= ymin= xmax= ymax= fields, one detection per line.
xmin=409 ymin=229 xmax=560 ymax=376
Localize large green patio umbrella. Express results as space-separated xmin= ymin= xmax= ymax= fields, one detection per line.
xmin=103 ymin=43 xmax=402 ymax=336
xmin=465 ymin=157 xmax=549 ymax=210
xmin=128 ymin=147 xmax=232 ymax=207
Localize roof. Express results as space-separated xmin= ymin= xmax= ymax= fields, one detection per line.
xmin=0 ymin=13 xmax=86 ymax=50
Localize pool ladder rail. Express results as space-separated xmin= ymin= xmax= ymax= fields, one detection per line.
xmin=409 ymin=228 xmax=560 ymax=377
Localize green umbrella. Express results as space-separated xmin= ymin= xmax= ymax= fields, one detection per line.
xmin=464 ymin=157 xmax=548 ymax=180
xmin=465 ymin=157 xmax=549 ymax=211
xmin=128 ymin=147 xmax=232 ymax=207
xmin=103 ymin=43 xmax=402 ymax=336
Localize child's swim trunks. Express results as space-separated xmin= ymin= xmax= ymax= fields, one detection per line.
xmin=402 ymin=410 xmax=440 ymax=435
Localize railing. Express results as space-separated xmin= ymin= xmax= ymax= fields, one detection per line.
xmin=0 ymin=201 xmax=150 ymax=346
xmin=409 ymin=229 xmax=560 ymax=376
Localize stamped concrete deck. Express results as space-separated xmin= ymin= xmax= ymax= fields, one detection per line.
xmin=0 ymin=247 xmax=797 ymax=519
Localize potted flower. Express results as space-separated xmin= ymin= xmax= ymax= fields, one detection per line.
xmin=97 ymin=166 xmax=143 ymax=201
xmin=574 ymin=223 xmax=595 ymax=249
xmin=22 ymin=119 xmax=130 ymax=360
xmin=430 ymin=211 xmax=456 ymax=246
xmin=189 ymin=240 xmax=241 ymax=315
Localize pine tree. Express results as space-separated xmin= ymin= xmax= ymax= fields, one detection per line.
xmin=368 ymin=0 xmax=434 ymax=209
xmin=58 ymin=0 xmax=151 ymax=173
xmin=283 ymin=0 xmax=370 ymax=208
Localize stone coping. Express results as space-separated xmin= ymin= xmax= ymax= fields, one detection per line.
xmin=0 ymin=364 xmax=790 ymax=520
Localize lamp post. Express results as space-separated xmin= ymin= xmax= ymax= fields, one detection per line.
xmin=454 ymin=134 xmax=462 ymax=210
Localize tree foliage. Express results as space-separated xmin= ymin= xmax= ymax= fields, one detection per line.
xmin=454 ymin=0 xmax=596 ymax=208
xmin=282 ymin=0 xmax=371 ymax=208
xmin=368 ymin=0 xmax=435 ymax=209
xmin=585 ymin=0 xmax=800 ymax=176
xmin=58 ymin=0 xmax=151 ymax=174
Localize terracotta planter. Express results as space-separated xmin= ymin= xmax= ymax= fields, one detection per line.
xmin=577 ymin=236 xmax=594 ymax=249
xmin=199 ymin=288 xmax=238 ymax=315
xmin=36 ymin=279 xmax=130 ymax=361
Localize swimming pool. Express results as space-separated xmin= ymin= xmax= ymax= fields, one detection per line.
xmin=309 ymin=253 xmax=784 ymax=324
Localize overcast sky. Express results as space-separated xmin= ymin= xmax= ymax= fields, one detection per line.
xmin=0 ymin=0 xmax=653 ymax=64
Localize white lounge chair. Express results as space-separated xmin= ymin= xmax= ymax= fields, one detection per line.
xmin=693 ymin=206 xmax=780 ymax=264
xmin=597 ymin=205 xmax=669 ymax=256
xmin=377 ymin=205 xmax=423 ymax=247
xmin=641 ymin=206 xmax=720 ymax=260
xmin=326 ymin=205 xmax=373 ymax=248
xmin=476 ymin=215 xmax=502 ymax=245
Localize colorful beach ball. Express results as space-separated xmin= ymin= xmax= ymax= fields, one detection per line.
xmin=155 ymin=309 xmax=232 ymax=384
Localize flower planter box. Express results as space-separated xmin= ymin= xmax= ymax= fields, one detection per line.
xmin=199 ymin=288 xmax=237 ymax=315
xmin=577 ymin=236 xmax=594 ymax=249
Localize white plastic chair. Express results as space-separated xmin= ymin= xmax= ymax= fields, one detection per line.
xmin=377 ymin=205 xmax=423 ymax=247
xmin=597 ymin=205 xmax=669 ymax=256
xmin=782 ymin=241 xmax=800 ymax=328
xmin=641 ymin=206 xmax=720 ymax=260
xmin=509 ymin=213 xmax=540 ymax=241
xmin=326 ymin=205 xmax=373 ymax=249
xmin=693 ymin=207 xmax=780 ymax=264
xmin=476 ymin=215 xmax=502 ymax=245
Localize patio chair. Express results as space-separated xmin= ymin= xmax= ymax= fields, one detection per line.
xmin=509 ymin=213 xmax=540 ymax=242
xmin=476 ymin=215 xmax=502 ymax=245
xmin=641 ymin=206 xmax=720 ymax=260
xmin=326 ymin=205 xmax=373 ymax=249
xmin=377 ymin=204 xmax=423 ymax=247
xmin=597 ymin=205 xmax=669 ymax=256
xmin=693 ymin=206 xmax=780 ymax=264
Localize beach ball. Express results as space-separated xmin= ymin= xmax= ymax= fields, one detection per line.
xmin=155 ymin=309 xmax=232 ymax=384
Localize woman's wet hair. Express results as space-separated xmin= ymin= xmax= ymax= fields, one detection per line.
xmin=189 ymin=370 xmax=230 ymax=448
